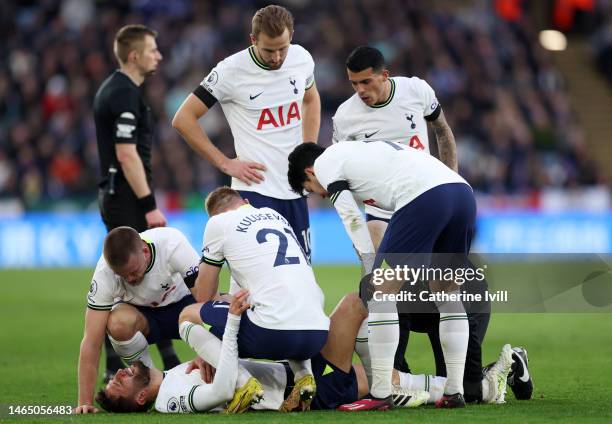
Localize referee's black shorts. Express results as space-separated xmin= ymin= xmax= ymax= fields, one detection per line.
xmin=98 ymin=184 xmax=148 ymax=233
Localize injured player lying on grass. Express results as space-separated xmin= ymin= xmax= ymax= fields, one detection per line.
xmin=95 ymin=291 xmax=516 ymax=413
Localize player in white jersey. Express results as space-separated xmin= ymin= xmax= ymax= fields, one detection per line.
xmin=179 ymin=186 xmax=329 ymax=411
xmin=172 ymin=5 xmax=320 ymax=258
xmin=75 ymin=226 xmax=200 ymax=414
xmin=332 ymin=47 xmax=504 ymax=406
xmin=288 ymin=141 xmax=475 ymax=409
xmin=333 ymin=46 xmax=458 ymax=249
xmin=95 ymin=291 xmax=515 ymax=414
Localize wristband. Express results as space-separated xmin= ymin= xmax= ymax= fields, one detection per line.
xmin=137 ymin=194 xmax=157 ymax=213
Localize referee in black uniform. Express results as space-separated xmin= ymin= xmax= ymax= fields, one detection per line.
xmin=93 ymin=24 xmax=179 ymax=379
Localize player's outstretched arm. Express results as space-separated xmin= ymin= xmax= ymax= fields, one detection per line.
xmin=302 ymin=84 xmax=321 ymax=143
xmin=76 ymin=308 xmax=110 ymax=413
xmin=178 ymin=290 xmax=249 ymax=412
xmin=429 ymin=109 xmax=458 ymax=172
xmin=332 ymin=191 xmax=376 ymax=273
xmin=172 ymin=94 xmax=266 ymax=185
xmin=206 ymin=290 xmax=249 ymax=400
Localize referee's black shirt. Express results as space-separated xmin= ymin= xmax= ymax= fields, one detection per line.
xmin=93 ymin=70 xmax=153 ymax=189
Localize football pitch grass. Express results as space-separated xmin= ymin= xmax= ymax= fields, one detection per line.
xmin=1 ymin=266 xmax=611 ymax=423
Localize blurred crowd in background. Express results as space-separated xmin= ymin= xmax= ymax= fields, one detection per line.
xmin=592 ymin=0 xmax=612 ymax=82
xmin=0 ymin=0 xmax=609 ymax=211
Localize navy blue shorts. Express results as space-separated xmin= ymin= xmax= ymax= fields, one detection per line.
xmin=238 ymin=191 xmax=310 ymax=260
xmin=199 ymin=301 xmax=327 ymax=360
xmin=134 ymin=294 xmax=196 ymax=344
xmin=311 ymin=354 xmax=359 ymax=409
xmin=377 ymin=183 xmax=476 ymax=268
xmin=282 ymin=353 xmax=358 ymax=410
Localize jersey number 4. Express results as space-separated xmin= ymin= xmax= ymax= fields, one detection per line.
xmin=256 ymin=228 xmax=302 ymax=267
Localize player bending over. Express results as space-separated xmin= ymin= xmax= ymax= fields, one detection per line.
xmin=288 ymin=140 xmax=476 ymax=409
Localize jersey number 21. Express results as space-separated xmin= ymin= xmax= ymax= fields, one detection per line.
xmin=256 ymin=228 xmax=303 ymax=267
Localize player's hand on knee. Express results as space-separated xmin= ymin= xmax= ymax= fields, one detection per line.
xmin=186 ymin=356 xmax=216 ymax=384
xmin=229 ymin=289 xmax=250 ymax=315
xmin=145 ymin=209 xmax=167 ymax=228
xmin=74 ymin=404 xmax=99 ymax=414
xmin=223 ymin=158 xmax=266 ymax=185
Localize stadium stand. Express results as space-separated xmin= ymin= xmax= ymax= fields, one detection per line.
xmin=0 ymin=0 xmax=606 ymax=211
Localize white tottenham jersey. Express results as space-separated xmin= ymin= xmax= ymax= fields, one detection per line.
xmin=201 ymin=205 xmax=329 ymax=331
xmin=200 ymin=44 xmax=316 ymax=199
xmin=87 ymin=228 xmax=199 ymax=310
xmin=315 ymin=140 xmax=468 ymax=215
xmin=332 ymin=76 xmax=441 ymax=219
xmin=332 ymin=76 xmax=439 ymax=151
xmin=157 ymin=314 xmax=288 ymax=413
xmin=155 ymin=360 xmax=287 ymax=413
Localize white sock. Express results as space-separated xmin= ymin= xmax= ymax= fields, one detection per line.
xmin=438 ymin=307 xmax=469 ymax=395
xmin=108 ymin=331 xmax=153 ymax=368
xmin=354 ymin=318 xmax=372 ymax=386
xmin=367 ymin=300 xmax=399 ymax=398
xmin=287 ymin=359 xmax=313 ymax=382
xmin=397 ymin=371 xmax=446 ymax=404
xmin=179 ymin=321 xmax=251 ymax=387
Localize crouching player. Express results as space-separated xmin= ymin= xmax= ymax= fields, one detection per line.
xmin=188 ymin=187 xmax=330 ymax=411
xmin=75 ymin=226 xmax=200 ymax=414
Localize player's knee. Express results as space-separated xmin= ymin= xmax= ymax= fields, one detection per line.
xmin=106 ymin=310 xmax=139 ymax=341
xmin=341 ymin=292 xmax=368 ymax=320
xmin=178 ymin=303 xmax=202 ymax=326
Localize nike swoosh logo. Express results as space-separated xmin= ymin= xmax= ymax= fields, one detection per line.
xmin=249 ymin=92 xmax=263 ymax=100
xmin=364 ymin=130 xmax=380 ymax=138
xmin=515 ymin=353 xmax=530 ymax=382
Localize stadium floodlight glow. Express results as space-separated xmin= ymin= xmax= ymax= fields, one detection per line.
xmin=539 ymin=30 xmax=567 ymax=51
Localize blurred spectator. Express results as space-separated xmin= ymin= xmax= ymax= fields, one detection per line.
xmin=591 ymin=1 xmax=612 ymax=82
xmin=0 ymin=0 xmax=605 ymax=210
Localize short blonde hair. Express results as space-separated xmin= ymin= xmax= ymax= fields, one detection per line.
xmin=205 ymin=187 xmax=243 ymax=216
xmin=113 ymin=24 xmax=157 ymax=64
xmin=251 ymin=4 xmax=294 ymax=39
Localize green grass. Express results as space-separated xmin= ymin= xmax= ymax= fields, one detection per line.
xmin=1 ymin=266 xmax=611 ymax=423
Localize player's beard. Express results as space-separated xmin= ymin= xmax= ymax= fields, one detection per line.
xmin=266 ymin=60 xmax=284 ymax=70
xmin=127 ymin=276 xmax=144 ymax=286
xmin=132 ymin=360 xmax=151 ymax=388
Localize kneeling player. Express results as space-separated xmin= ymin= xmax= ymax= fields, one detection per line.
xmin=189 ymin=187 xmax=330 ymax=410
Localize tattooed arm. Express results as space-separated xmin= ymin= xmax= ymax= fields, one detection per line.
xmin=429 ymin=109 xmax=458 ymax=172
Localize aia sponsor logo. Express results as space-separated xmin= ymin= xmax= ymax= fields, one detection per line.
xmin=408 ymin=135 xmax=424 ymax=150
xmin=257 ymin=101 xmax=301 ymax=130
